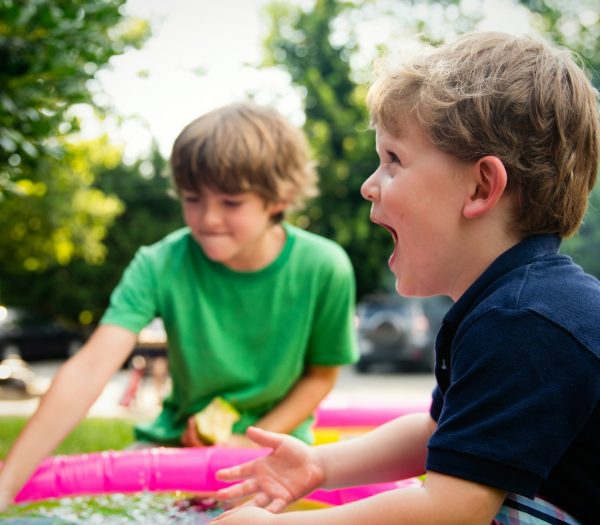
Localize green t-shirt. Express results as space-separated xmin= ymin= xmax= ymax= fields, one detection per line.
xmin=101 ymin=224 xmax=358 ymax=445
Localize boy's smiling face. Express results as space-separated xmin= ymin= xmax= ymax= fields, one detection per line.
xmin=361 ymin=120 xmax=473 ymax=298
xmin=180 ymin=187 xmax=286 ymax=271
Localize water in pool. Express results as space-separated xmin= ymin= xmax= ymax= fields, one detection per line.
xmin=0 ymin=492 xmax=327 ymax=524
xmin=0 ymin=492 xmax=225 ymax=524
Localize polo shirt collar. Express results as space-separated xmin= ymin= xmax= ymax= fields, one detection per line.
xmin=443 ymin=234 xmax=561 ymax=325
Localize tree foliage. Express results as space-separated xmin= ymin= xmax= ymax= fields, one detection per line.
xmin=0 ymin=0 xmax=149 ymax=268
xmin=0 ymin=0 xmax=149 ymax=192
xmin=262 ymin=0 xmax=471 ymax=297
xmin=0 ymin=0 xmax=156 ymax=322
xmin=0 ymin=136 xmax=126 ymax=273
xmin=265 ymin=0 xmax=600 ymax=294
xmin=0 ymin=148 xmax=182 ymax=324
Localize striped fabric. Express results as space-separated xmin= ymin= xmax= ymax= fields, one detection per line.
xmin=492 ymin=494 xmax=581 ymax=525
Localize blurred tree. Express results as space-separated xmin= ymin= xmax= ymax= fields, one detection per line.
xmin=262 ymin=0 xmax=387 ymax=300
xmin=518 ymin=0 xmax=600 ymax=277
xmin=0 ymin=136 xmax=124 ymax=273
xmin=0 ymin=145 xmax=182 ymax=325
xmin=261 ymin=0 xmax=472 ymax=298
xmin=0 ymin=0 xmax=149 ymax=270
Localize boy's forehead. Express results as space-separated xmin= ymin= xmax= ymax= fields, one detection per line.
xmin=180 ymin=187 xmax=251 ymax=197
xmin=375 ymin=115 xmax=419 ymax=140
xmin=375 ymin=123 xmax=408 ymax=145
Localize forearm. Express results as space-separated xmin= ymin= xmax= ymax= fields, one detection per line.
xmin=274 ymin=490 xmax=432 ymax=525
xmin=0 ymin=358 xmax=106 ymax=500
xmin=254 ymin=366 xmax=339 ymax=434
xmin=0 ymin=325 xmax=135 ymax=504
xmin=317 ymin=413 xmax=435 ymax=488
xmin=263 ymin=475 xmax=504 ymax=525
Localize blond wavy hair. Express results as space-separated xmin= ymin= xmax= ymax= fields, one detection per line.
xmin=367 ymin=32 xmax=600 ymax=237
xmin=171 ymin=102 xmax=318 ymax=218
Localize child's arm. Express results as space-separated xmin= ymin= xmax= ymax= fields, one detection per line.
xmin=212 ymin=472 xmax=505 ymax=525
xmin=218 ymin=413 xmax=434 ymax=507
xmin=253 ymin=365 xmax=339 ymax=435
xmin=181 ymin=366 xmax=339 ymax=448
xmin=0 ymin=324 xmax=137 ymax=510
xmin=214 ymin=416 xmax=505 ymax=525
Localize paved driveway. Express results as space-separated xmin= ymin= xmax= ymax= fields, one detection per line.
xmin=0 ymin=360 xmax=435 ymax=419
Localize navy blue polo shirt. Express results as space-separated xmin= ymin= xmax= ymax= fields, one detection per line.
xmin=427 ymin=235 xmax=600 ymax=524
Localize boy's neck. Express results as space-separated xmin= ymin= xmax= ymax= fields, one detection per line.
xmin=223 ymin=223 xmax=287 ymax=272
xmin=449 ymin=228 xmax=523 ymax=301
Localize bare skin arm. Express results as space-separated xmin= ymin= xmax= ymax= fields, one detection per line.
xmin=212 ymin=415 xmax=505 ymax=525
xmin=0 ymin=324 xmax=137 ymax=509
xmin=212 ymin=473 xmax=505 ymax=525
xmin=181 ymin=365 xmax=340 ymax=447
xmin=216 ymin=413 xmax=434 ymax=511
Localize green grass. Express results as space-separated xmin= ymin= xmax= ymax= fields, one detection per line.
xmin=0 ymin=417 xmax=136 ymax=459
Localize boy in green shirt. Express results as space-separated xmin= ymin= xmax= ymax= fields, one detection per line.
xmin=0 ymin=102 xmax=358 ymax=508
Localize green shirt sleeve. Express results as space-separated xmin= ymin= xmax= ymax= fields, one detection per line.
xmin=100 ymin=246 xmax=159 ymax=334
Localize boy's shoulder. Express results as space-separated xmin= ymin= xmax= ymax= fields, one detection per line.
xmin=285 ymin=223 xmax=352 ymax=265
xmin=472 ymin=251 xmax=600 ymax=356
xmin=136 ymin=227 xmax=194 ymax=261
xmin=284 ymin=223 xmax=354 ymax=275
xmin=506 ymin=252 xmax=600 ymax=311
xmin=286 ymin=223 xmax=341 ymax=248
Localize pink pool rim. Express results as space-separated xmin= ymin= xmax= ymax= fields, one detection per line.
xmin=12 ymin=398 xmax=430 ymax=506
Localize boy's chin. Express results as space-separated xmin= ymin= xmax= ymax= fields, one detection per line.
xmin=394 ymin=279 xmax=418 ymax=298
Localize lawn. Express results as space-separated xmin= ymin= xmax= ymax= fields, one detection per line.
xmin=0 ymin=417 xmax=136 ymax=459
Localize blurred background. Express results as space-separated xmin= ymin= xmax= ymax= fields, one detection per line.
xmin=0 ymin=0 xmax=599 ymax=376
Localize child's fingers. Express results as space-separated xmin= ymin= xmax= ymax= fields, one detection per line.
xmin=215 ymin=478 xmax=258 ymax=500
xmin=250 ymin=493 xmax=270 ymax=508
xmin=215 ymin=459 xmax=258 ymax=482
xmin=241 ymin=492 xmax=285 ymax=513
xmin=181 ymin=418 xmax=205 ymax=447
xmin=264 ymin=497 xmax=288 ymax=514
xmin=245 ymin=426 xmax=284 ymax=448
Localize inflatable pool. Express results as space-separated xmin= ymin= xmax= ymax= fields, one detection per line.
xmin=14 ymin=448 xmax=421 ymax=506
xmin=12 ymin=398 xmax=429 ymax=506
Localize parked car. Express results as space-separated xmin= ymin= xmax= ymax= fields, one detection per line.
xmin=355 ymin=293 xmax=453 ymax=373
xmin=0 ymin=305 xmax=86 ymax=361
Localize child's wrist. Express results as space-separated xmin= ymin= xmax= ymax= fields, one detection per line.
xmin=0 ymin=486 xmax=15 ymax=511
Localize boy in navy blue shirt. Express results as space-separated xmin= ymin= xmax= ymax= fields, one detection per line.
xmin=210 ymin=32 xmax=600 ymax=525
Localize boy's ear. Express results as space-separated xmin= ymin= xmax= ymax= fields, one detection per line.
xmin=463 ymin=156 xmax=508 ymax=219
xmin=268 ymin=200 xmax=288 ymax=216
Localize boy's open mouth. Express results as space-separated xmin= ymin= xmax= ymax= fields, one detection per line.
xmin=372 ymin=218 xmax=398 ymax=268
xmin=372 ymin=219 xmax=398 ymax=244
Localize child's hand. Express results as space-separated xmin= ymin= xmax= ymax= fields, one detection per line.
xmin=214 ymin=426 xmax=324 ymax=513
xmin=219 ymin=433 xmax=260 ymax=449
xmin=180 ymin=416 xmax=208 ymax=447
xmin=209 ymin=506 xmax=276 ymax=524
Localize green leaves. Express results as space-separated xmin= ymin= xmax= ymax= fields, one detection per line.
xmin=0 ymin=0 xmax=150 ymax=274
xmin=0 ymin=0 xmax=150 ymax=195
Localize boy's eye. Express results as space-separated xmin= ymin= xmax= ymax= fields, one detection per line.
xmin=387 ymin=151 xmax=401 ymax=165
xmin=183 ymin=195 xmax=200 ymax=204
xmin=223 ymin=199 xmax=243 ymax=208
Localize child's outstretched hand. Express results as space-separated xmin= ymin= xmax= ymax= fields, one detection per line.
xmin=214 ymin=426 xmax=325 ymax=513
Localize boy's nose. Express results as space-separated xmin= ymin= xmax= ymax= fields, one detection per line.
xmin=360 ymin=172 xmax=379 ymax=202
xmin=199 ymin=203 xmax=222 ymax=227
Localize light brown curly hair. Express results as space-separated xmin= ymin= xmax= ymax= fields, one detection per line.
xmin=367 ymin=32 xmax=600 ymax=238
